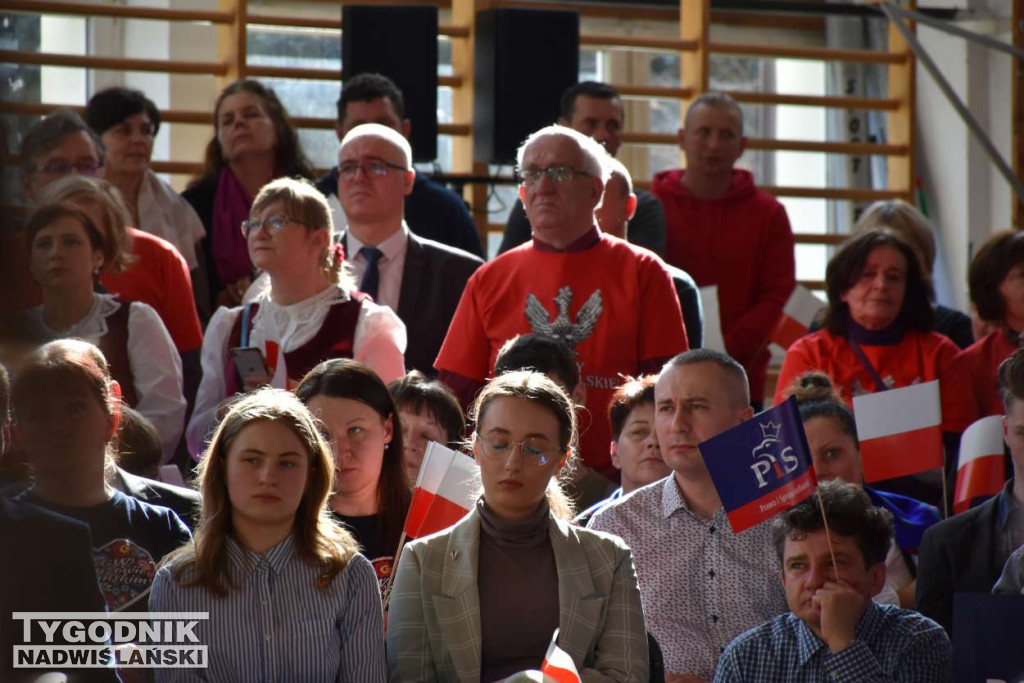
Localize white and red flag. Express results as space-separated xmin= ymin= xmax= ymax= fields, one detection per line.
xmin=853 ymin=381 xmax=943 ymax=483
xmin=771 ymin=285 xmax=826 ymax=350
xmin=403 ymin=442 xmax=479 ymax=539
xmin=540 ymin=629 xmax=581 ymax=683
xmin=954 ymin=415 xmax=1006 ymax=513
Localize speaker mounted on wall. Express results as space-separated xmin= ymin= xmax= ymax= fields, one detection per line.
xmin=341 ymin=5 xmax=439 ymax=162
xmin=474 ymin=9 xmax=580 ymax=165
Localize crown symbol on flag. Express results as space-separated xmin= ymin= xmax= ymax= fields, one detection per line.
xmin=759 ymin=421 xmax=782 ymax=439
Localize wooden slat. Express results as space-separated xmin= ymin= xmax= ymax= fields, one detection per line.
xmin=709 ymin=41 xmax=908 ymax=64
xmin=296 ymin=0 xmax=450 ymax=6
xmin=493 ymin=0 xmax=676 ymax=21
xmin=620 ymin=131 xmax=906 ymax=156
xmin=1014 ymin=0 xmax=1023 ymax=228
xmin=613 ymin=85 xmax=694 ymax=100
xmin=244 ymin=64 xmax=463 ymax=89
xmin=794 ymin=233 xmax=848 ymax=246
xmin=580 ymin=34 xmax=698 ymax=52
xmin=246 ymin=12 xmax=469 ymax=38
xmin=3 ymin=0 xmax=234 ymax=23
xmin=0 ymin=50 xmax=228 ymax=76
xmin=798 ymin=279 xmax=826 ymax=290
xmin=711 ymin=10 xmax=824 ymax=32
xmin=760 ymin=186 xmax=909 ymax=201
xmin=726 ymin=91 xmax=901 ymax=111
xmin=151 ymin=160 xmax=203 ymax=175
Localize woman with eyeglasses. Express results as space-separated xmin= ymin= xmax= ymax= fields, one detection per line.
xmin=151 ymin=387 xmax=386 ymax=683
xmin=187 ymin=177 xmax=405 ymax=457
xmin=387 ymin=370 xmax=649 ymax=682
xmin=183 ymin=79 xmax=315 ymax=312
xmin=295 ymin=359 xmax=411 ymax=592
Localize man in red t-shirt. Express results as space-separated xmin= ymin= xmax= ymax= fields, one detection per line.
xmin=435 ymin=126 xmax=687 ymax=481
xmin=653 ymin=92 xmax=795 ymax=408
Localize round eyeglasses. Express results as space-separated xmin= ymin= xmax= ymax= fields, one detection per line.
xmin=517 ymin=165 xmax=591 ymax=186
xmin=338 ymin=160 xmax=409 ymax=181
xmin=240 ymin=213 xmax=303 ymax=239
xmin=475 ymin=434 xmax=558 ymax=466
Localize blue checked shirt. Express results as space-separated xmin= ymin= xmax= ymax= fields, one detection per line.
xmin=150 ymin=535 xmax=386 ymax=683
xmin=713 ymin=601 xmax=951 ymax=682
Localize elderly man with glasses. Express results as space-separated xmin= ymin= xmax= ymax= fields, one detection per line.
xmin=436 ymin=125 xmax=688 ymax=507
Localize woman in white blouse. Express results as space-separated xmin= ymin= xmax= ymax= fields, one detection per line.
xmin=187 ymin=176 xmax=406 ymax=457
xmin=22 ymin=201 xmax=185 ymax=459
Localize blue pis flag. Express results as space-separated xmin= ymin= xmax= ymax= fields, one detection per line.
xmin=699 ymin=396 xmax=818 ymax=533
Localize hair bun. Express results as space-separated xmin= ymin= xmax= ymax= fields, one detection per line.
xmin=787 ymin=371 xmax=841 ymax=404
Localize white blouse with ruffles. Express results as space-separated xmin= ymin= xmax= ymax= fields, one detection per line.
xmin=27 ymin=293 xmax=186 ymax=461
xmin=187 ymin=283 xmax=406 ymax=457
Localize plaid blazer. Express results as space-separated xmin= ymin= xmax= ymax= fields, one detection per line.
xmin=386 ymin=508 xmax=649 ymax=682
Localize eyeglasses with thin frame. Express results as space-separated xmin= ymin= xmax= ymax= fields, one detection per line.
xmin=475 ymin=433 xmax=559 ymax=466
xmin=240 ymin=213 xmax=304 ymax=239
xmin=338 ymin=160 xmax=409 ymax=181
xmin=517 ymin=165 xmax=591 ymax=186
xmin=34 ymin=161 xmax=102 ymax=178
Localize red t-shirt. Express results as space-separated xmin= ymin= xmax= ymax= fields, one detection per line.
xmin=653 ymin=168 xmax=795 ymax=403
xmin=775 ymin=328 xmax=970 ymax=433
xmin=957 ymin=330 xmax=1017 ymax=425
xmin=435 ymin=233 xmax=688 ymax=475
xmin=101 ymin=228 xmax=203 ymax=353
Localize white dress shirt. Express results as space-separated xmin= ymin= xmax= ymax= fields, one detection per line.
xmin=137 ymin=170 xmax=206 ymax=271
xmin=187 ymin=283 xmax=407 ymax=456
xmin=26 ymin=294 xmax=186 ymax=461
xmin=345 ymin=222 xmax=410 ymax=313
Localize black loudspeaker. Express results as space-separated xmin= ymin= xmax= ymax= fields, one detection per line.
xmin=341 ymin=5 xmax=438 ymax=162
xmin=474 ymin=9 xmax=580 ymax=164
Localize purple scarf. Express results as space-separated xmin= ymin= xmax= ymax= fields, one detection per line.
xmin=212 ymin=166 xmax=256 ymax=286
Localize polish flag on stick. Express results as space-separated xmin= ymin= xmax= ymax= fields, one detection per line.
xmin=404 ymin=442 xmax=480 ymax=539
xmin=382 ymin=443 xmax=479 ymax=611
xmin=771 ymin=285 xmax=826 ymax=350
xmin=955 ymin=415 xmax=1006 ymax=514
xmin=853 ymin=381 xmax=944 ymax=484
xmin=540 ymin=629 xmax=581 ymax=683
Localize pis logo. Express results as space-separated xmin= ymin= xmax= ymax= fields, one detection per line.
xmin=750 ymin=421 xmax=800 ymax=488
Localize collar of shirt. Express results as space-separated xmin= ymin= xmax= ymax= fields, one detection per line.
xmin=37 ymin=292 xmax=120 ymax=339
xmin=659 ymin=475 xmax=727 ymax=526
xmin=531 ymin=225 xmax=601 ymax=253
xmin=226 ymin=534 xmax=296 ymax=577
xmin=346 ymin=221 xmax=409 ymax=264
xmin=793 ymin=600 xmax=882 ymax=668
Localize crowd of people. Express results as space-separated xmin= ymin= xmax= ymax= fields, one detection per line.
xmin=2 ymin=73 xmax=1021 ymax=683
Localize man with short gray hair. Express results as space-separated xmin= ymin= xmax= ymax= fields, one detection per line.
xmin=436 ymin=125 xmax=687 ymax=503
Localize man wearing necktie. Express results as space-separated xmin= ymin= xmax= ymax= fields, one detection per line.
xmin=335 ymin=123 xmax=483 ymax=375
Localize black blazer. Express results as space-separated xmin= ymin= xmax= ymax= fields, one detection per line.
xmin=115 ymin=467 xmax=200 ymax=530
xmin=916 ymin=486 xmax=1008 ymax=635
xmin=0 ymin=497 xmax=118 ymax=683
xmin=343 ymin=231 xmax=482 ymax=376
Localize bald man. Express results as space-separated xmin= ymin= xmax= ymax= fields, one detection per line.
xmin=336 ymin=123 xmax=483 ymax=376
xmin=589 ymin=349 xmax=787 ymax=681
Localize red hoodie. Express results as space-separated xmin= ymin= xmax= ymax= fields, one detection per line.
xmin=653 ymin=168 xmax=795 ymax=402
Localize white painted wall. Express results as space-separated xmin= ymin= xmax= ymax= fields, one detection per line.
xmin=915 ymin=1 xmax=1015 ymax=313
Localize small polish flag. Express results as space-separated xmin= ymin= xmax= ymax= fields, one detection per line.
xmin=854 ymin=381 xmax=943 ymax=483
xmin=403 ymin=442 xmax=479 ymax=539
xmin=954 ymin=415 xmax=1006 ymax=513
xmin=540 ymin=629 xmax=581 ymax=683
xmin=771 ymin=285 xmax=826 ymax=350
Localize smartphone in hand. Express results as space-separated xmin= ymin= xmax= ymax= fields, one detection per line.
xmin=230 ymin=347 xmax=270 ymax=389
